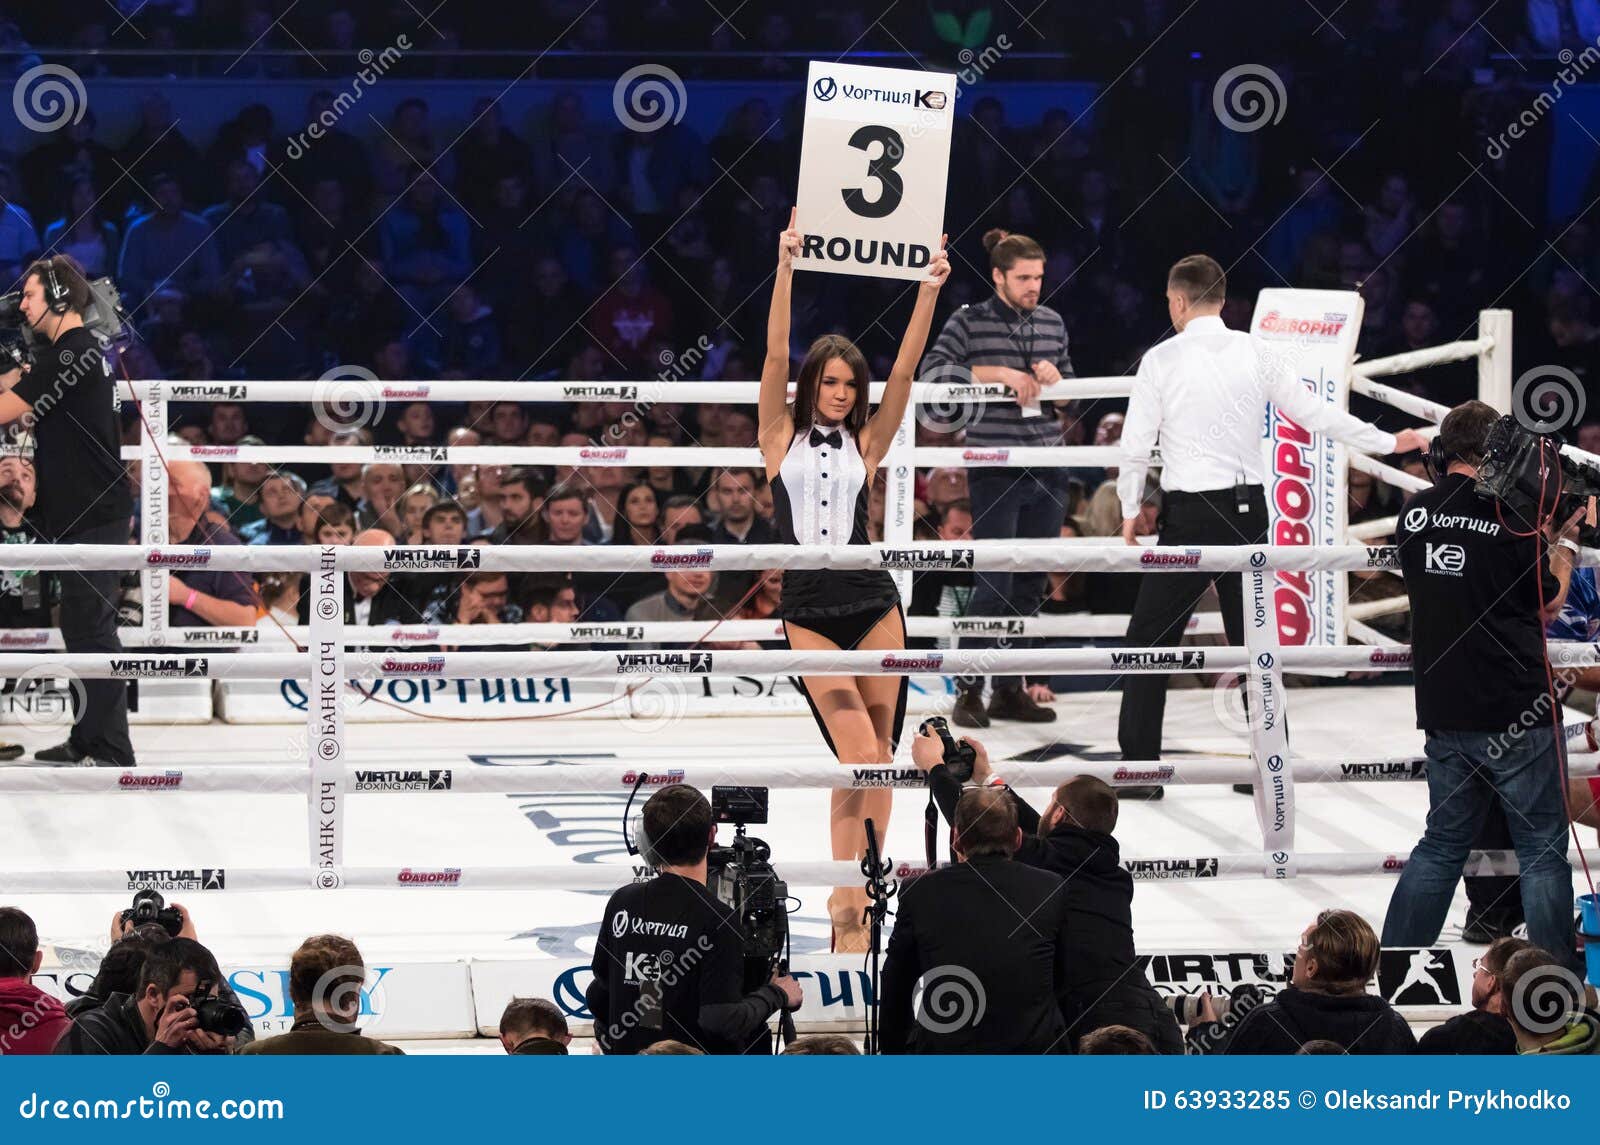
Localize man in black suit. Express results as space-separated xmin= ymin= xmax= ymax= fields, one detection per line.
xmin=879 ymin=785 xmax=1072 ymax=1053
xmin=912 ymin=727 xmax=1182 ymax=1052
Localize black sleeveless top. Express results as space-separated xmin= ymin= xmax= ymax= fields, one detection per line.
xmin=769 ymin=426 xmax=899 ymax=620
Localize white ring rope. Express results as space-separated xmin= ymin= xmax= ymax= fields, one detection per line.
xmin=1351 ymin=337 xmax=1493 ymax=380
xmin=0 ymin=851 xmax=1527 ymax=895
xmin=11 ymin=753 xmax=1595 ymax=796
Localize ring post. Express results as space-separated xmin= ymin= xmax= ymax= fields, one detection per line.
xmin=1477 ymin=308 xmax=1514 ymax=413
xmin=140 ymin=381 xmax=168 ymax=645
xmin=1243 ymin=555 xmax=1295 ymax=878
xmin=307 ymin=545 xmax=346 ymax=889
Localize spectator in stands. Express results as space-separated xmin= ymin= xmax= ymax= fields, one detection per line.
xmin=440 ymin=281 xmax=503 ymax=377
xmin=55 ymin=938 xmax=235 ymax=1055
xmin=626 ymin=523 xmax=725 ymax=625
xmin=166 ymin=461 xmax=257 ymax=629
xmin=0 ymin=456 xmax=52 ymax=631
xmin=424 ymin=571 xmax=523 ymax=630
xmin=497 ymin=997 xmax=571 ymax=1055
xmin=0 ymin=156 xmax=39 ymax=288
xmin=1187 ymin=910 xmax=1416 ymax=1054
xmin=422 ymin=501 xmax=468 ymax=546
xmin=297 ymin=528 xmax=423 ymax=626
xmin=538 ymin=482 xmax=588 ymax=547
xmin=709 ymin=468 xmax=775 ymax=545
xmin=42 ymin=176 xmax=120 ymax=277
xmin=203 ymin=157 xmax=294 ymax=271
xmin=239 ymin=935 xmax=402 ymax=1055
xmin=240 ymin=472 xmax=307 ymax=545
xmin=612 ymin=482 xmax=662 ymax=545
xmin=355 ymin=463 xmax=406 ymax=535
xmin=1078 ymin=1026 xmax=1157 ymax=1054
xmin=117 ymin=172 xmax=220 ymax=303
xmin=208 ymin=403 xmax=251 ymax=447
xmin=660 ymin=495 xmax=704 ymax=543
xmin=1419 ymin=936 xmax=1531 ymax=1053
xmin=396 ymin=483 xmax=440 ymax=544
xmin=379 ymin=172 xmax=469 ymax=314
xmin=525 ymin=583 xmax=580 ymax=628
xmin=311 ymin=428 xmax=372 ymax=510
xmin=581 ymin=466 xmax=628 ymax=544
xmin=489 ymin=468 xmax=547 ymax=544
xmin=912 ymin=730 xmax=1180 ymax=1052
xmin=0 ymin=907 xmax=69 ymax=1054
xmin=1500 ymin=946 xmax=1600 ymax=1055
xmin=310 ymin=501 xmax=356 ymax=547
xmin=881 ymin=786 xmax=1073 ymax=1053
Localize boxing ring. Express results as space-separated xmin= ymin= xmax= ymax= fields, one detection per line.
xmin=6 ymin=303 xmax=1597 ymax=1041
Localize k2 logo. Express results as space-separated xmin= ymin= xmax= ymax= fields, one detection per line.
xmin=1425 ymin=543 xmax=1465 ymax=574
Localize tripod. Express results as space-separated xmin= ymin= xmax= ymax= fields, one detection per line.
xmin=859 ymin=817 xmax=897 ymax=1054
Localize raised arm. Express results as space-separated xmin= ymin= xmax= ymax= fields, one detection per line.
xmin=863 ymin=236 xmax=950 ymax=467
xmin=759 ymin=207 xmax=800 ymax=472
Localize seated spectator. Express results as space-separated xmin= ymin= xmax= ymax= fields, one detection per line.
xmin=0 ymin=907 xmax=69 ymax=1054
xmin=612 ymin=481 xmax=662 ymax=545
xmin=1418 ymin=936 xmax=1531 ymax=1053
xmin=1186 ymin=910 xmax=1416 ymax=1055
xmin=255 ymin=572 xmax=302 ymax=629
xmin=379 ymin=173 xmax=469 ymax=314
xmin=298 ymin=492 xmax=336 ymax=540
xmin=0 ymin=456 xmax=53 ymax=630
xmin=423 ymin=571 xmax=524 ymax=632
xmin=498 ymin=998 xmax=571 ymax=1055
xmin=211 ymin=444 xmax=269 ymax=530
xmin=311 ymin=501 xmax=357 ymax=546
xmin=238 ymin=935 xmax=403 ymax=1056
xmin=396 ymin=482 xmax=440 ymax=544
xmin=440 ymin=281 xmax=503 ymax=376
xmin=660 ymin=495 xmax=704 ymax=543
xmin=1078 ymin=1025 xmax=1157 ymax=1055
xmin=395 ymin=402 xmax=436 ymax=446
xmin=55 ymin=938 xmax=235 ymax=1055
xmin=297 ymin=529 xmax=427 ymax=626
xmin=1500 ymin=947 xmax=1600 ymax=1055
xmin=239 ymin=472 xmax=307 ymax=545
xmin=42 ymin=176 xmax=120 ymax=278
xmin=782 ymin=1034 xmax=861 ymax=1055
xmin=355 ymin=462 xmax=406 ymax=535
xmin=581 ymin=465 xmax=628 ymax=544
xmin=166 ymin=462 xmax=257 ymax=629
xmin=116 ymin=172 xmax=220 ymax=303
xmin=422 ymin=501 xmax=468 ymax=545
xmin=538 ymin=482 xmax=589 ymax=547
xmin=625 ymin=524 xmax=725 ymax=626
xmin=0 ymin=155 xmax=39 ymax=288
xmin=489 ymin=467 xmax=548 ymax=544
xmin=709 ymin=468 xmax=774 ymax=545
xmin=310 ymin=428 xmax=370 ymax=509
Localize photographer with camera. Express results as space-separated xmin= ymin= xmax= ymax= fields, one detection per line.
xmin=55 ymin=937 xmax=245 ymax=1055
xmin=0 ymin=255 xmax=133 ymax=767
xmin=1380 ymin=401 xmax=1583 ymax=969
xmin=587 ymin=784 xmax=802 ymax=1054
xmin=911 ymin=720 xmax=1181 ymax=1052
xmin=880 ymin=784 xmax=1073 ymax=1053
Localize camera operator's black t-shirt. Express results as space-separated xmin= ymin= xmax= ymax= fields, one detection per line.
xmin=12 ymin=327 xmax=132 ymax=541
xmin=1397 ymin=473 xmax=1559 ymax=732
xmin=587 ymin=873 xmax=782 ymax=1054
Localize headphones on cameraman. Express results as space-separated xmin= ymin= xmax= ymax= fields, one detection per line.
xmin=41 ymin=258 xmax=71 ymax=316
xmin=1424 ymin=434 xmax=1452 ymax=482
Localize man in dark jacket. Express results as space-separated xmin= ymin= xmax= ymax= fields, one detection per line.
xmin=0 ymin=907 xmax=69 ymax=1054
xmin=880 ymin=786 xmax=1073 ymax=1053
xmin=1417 ymin=936 xmax=1528 ymax=1053
xmin=238 ymin=935 xmax=402 ymax=1055
xmin=498 ymin=997 xmax=571 ymax=1055
xmin=54 ymin=938 xmax=235 ymax=1055
xmin=1188 ymin=909 xmax=1416 ymax=1054
xmin=911 ymin=728 xmax=1182 ymax=1052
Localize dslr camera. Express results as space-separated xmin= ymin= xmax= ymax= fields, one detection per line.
xmin=918 ymin=716 xmax=977 ymax=782
xmin=119 ymin=888 xmax=184 ymax=937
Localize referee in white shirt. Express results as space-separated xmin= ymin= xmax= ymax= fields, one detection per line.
xmin=1114 ymin=255 xmax=1426 ymax=796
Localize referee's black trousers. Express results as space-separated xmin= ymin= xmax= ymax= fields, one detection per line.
xmin=58 ymin=520 xmax=135 ymax=766
xmin=1117 ymin=486 xmax=1269 ymax=761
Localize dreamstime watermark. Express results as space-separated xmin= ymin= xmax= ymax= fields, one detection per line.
xmin=1508 ymin=960 xmax=1586 ymax=1035
xmin=612 ymin=675 xmax=693 ymax=736
xmin=1511 ymin=364 xmax=1586 ymax=434
xmin=913 ymin=362 xmax=989 ymax=436
xmin=3 ymin=343 xmax=113 ymax=451
xmin=603 ymin=932 xmax=715 ymax=1045
xmin=911 ymin=963 xmax=986 ymax=1033
xmin=12 ymin=64 xmax=87 ymax=133
xmin=1212 ymin=64 xmax=1287 ymax=133
xmin=1 ymin=665 xmax=86 ymax=735
xmin=1485 ymin=39 xmax=1600 ymax=160
xmin=311 ymin=364 xmax=383 ymax=434
xmin=284 ymin=35 xmax=412 ymax=160
xmin=613 ymin=64 xmax=688 ymax=134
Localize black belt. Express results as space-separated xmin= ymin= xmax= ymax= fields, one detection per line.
xmin=1165 ymin=486 xmax=1264 ymax=504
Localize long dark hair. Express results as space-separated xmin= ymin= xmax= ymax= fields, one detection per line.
xmin=611 ymin=480 xmax=661 ymax=545
xmin=791 ymin=334 xmax=869 ymax=437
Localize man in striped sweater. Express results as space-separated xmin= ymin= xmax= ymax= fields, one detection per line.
xmin=920 ymin=229 xmax=1074 ymax=728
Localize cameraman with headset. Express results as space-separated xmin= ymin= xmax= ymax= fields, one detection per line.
xmin=1381 ymin=400 xmax=1584 ymax=969
xmin=0 ymin=255 xmax=134 ymax=767
xmin=587 ymin=784 xmax=803 ymax=1054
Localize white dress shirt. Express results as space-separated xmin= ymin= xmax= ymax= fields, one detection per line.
xmin=1117 ymin=314 xmax=1397 ymax=519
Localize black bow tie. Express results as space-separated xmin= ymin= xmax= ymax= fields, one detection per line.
xmin=809 ymin=427 xmax=842 ymax=449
